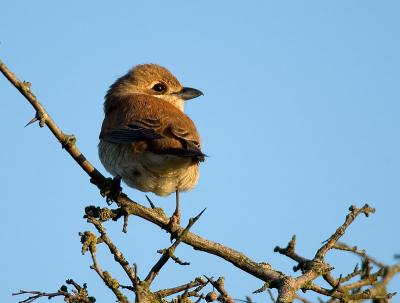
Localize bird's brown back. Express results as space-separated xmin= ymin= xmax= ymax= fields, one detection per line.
xmin=100 ymin=93 xmax=201 ymax=155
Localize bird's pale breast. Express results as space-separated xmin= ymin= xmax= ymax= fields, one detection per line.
xmin=98 ymin=140 xmax=200 ymax=196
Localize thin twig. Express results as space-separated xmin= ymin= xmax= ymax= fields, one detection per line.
xmin=333 ymin=242 xmax=387 ymax=268
xmin=83 ymin=233 xmax=130 ymax=303
xmin=12 ymin=290 xmax=70 ymax=303
xmin=315 ymin=204 xmax=375 ymax=260
xmin=154 ymin=278 xmax=207 ymax=298
xmin=87 ymin=217 xmax=138 ymax=285
xmin=274 ymin=235 xmax=311 ymax=272
xmin=145 ymin=208 xmax=205 ymax=284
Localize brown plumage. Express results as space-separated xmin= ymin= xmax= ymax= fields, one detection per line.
xmin=98 ymin=64 xmax=205 ymax=197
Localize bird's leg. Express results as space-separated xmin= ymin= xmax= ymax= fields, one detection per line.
xmin=173 ymin=190 xmax=181 ymax=224
xmin=168 ymin=190 xmax=181 ymax=235
xmin=100 ymin=175 xmax=122 ymax=204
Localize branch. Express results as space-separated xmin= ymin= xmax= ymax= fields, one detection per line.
xmin=154 ymin=277 xmax=207 ymax=298
xmin=0 ymin=60 xmax=105 ymax=188
xmin=12 ymin=279 xmax=95 ymax=303
xmin=274 ymin=235 xmax=311 ymax=272
xmin=145 ymin=208 xmax=205 ymax=284
xmin=333 ymin=242 xmax=387 ymax=268
xmin=314 ymin=204 xmax=375 ymax=260
xmin=12 ymin=290 xmax=70 ymax=303
xmin=86 ymin=217 xmax=138 ymax=286
xmin=307 ymin=283 xmax=396 ymax=301
xmin=80 ymin=231 xmax=130 ymax=303
xmin=204 ymin=276 xmax=235 ymax=303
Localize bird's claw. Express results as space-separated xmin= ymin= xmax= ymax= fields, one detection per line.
xmin=100 ymin=176 xmax=122 ymax=204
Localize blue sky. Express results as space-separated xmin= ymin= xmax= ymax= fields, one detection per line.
xmin=1 ymin=1 xmax=399 ymax=302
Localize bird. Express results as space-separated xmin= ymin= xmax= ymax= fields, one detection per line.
xmin=98 ymin=64 xmax=205 ymax=221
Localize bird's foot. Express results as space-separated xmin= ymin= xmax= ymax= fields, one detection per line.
xmin=100 ymin=176 xmax=122 ymax=204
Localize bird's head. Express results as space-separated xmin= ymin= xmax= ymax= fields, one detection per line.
xmin=107 ymin=64 xmax=203 ymax=111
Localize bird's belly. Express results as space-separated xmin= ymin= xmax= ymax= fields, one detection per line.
xmin=98 ymin=140 xmax=199 ymax=196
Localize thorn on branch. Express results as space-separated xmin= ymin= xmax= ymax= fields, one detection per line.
xmin=157 ymin=248 xmax=190 ymax=266
xmin=267 ymin=289 xmax=276 ymax=303
xmin=24 ymin=116 xmax=38 ymax=127
xmin=145 ymin=195 xmax=156 ymax=209
xmin=24 ymin=109 xmax=48 ymax=128
xmin=253 ymin=282 xmax=270 ymax=294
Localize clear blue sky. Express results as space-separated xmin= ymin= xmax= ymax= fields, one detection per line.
xmin=1 ymin=1 xmax=399 ymax=302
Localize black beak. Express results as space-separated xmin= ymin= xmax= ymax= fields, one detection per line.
xmin=175 ymin=87 xmax=204 ymax=101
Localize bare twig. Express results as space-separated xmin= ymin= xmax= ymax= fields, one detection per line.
xmin=12 ymin=290 xmax=70 ymax=303
xmin=154 ymin=277 xmax=207 ymax=298
xmin=12 ymin=280 xmax=95 ymax=303
xmin=294 ymin=294 xmax=312 ymax=303
xmin=307 ymin=283 xmax=396 ymax=301
xmin=80 ymin=230 xmax=130 ymax=303
xmin=87 ymin=217 xmax=138 ymax=286
xmin=315 ymin=204 xmax=375 ymax=260
xmin=145 ymin=208 xmax=205 ymax=284
xmin=274 ymin=235 xmax=311 ymax=272
xmin=333 ymin=242 xmax=387 ymax=268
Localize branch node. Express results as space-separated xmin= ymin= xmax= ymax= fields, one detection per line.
xmin=80 ymin=231 xmax=97 ymax=255
xmin=61 ymin=133 xmax=76 ymax=149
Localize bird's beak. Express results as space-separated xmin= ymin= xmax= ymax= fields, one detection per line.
xmin=174 ymin=87 xmax=204 ymax=101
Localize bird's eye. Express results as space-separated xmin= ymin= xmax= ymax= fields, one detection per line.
xmin=152 ymin=83 xmax=166 ymax=93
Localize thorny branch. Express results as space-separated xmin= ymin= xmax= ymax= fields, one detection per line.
xmin=82 ymin=206 xmax=212 ymax=302
xmin=145 ymin=208 xmax=206 ymax=284
xmin=2 ymin=59 xmax=399 ymax=303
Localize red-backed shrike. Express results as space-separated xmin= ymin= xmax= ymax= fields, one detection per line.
xmin=98 ymin=64 xmax=205 ymax=218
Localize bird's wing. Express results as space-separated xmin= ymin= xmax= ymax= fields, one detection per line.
xmin=100 ymin=118 xmax=163 ymax=144
xmin=165 ymin=124 xmax=206 ymax=161
xmin=100 ymin=94 xmax=206 ymax=161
